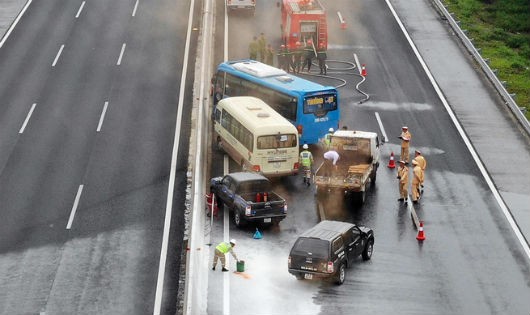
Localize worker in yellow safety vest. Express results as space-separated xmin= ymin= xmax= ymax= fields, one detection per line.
xmin=299 ymin=144 xmax=314 ymax=185
xmin=323 ymin=127 xmax=334 ymax=150
xmin=212 ymin=239 xmax=238 ymax=272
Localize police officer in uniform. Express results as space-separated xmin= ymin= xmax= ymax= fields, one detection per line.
xmin=399 ymin=126 xmax=412 ymax=163
xmin=265 ymin=44 xmax=275 ymax=66
xmin=258 ymin=32 xmax=267 ymax=62
xmin=413 ymin=150 xmax=427 ymax=194
xmin=249 ymin=36 xmax=259 ymax=60
xmin=397 ymin=160 xmax=409 ymax=204
xmin=411 ymin=159 xmax=422 ymax=204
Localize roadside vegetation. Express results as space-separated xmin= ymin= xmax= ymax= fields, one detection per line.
xmin=442 ymin=0 xmax=530 ymax=119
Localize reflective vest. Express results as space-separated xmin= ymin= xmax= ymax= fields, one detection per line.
xmin=300 ymin=150 xmax=313 ymax=167
xmin=216 ymin=242 xmax=232 ymax=254
xmin=324 ymin=133 xmax=332 ymax=145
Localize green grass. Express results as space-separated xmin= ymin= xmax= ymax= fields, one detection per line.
xmin=443 ymin=0 xmax=530 ymax=119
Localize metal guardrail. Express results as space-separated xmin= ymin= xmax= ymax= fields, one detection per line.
xmin=430 ymin=0 xmax=530 ymax=136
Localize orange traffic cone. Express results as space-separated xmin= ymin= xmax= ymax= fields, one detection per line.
xmin=361 ymin=64 xmax=367 ymax=77
xmin=416 ymin=221 xmax=426 ymax=241
xmin=387 ymin=152 xmax=396 ymax=168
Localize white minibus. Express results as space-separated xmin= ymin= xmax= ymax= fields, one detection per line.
xmin=213 ymin=96 xmax=300 ymax=177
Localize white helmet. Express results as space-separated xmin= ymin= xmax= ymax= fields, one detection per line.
xmin=230 ymin=239 xmax=236 ymax=245
xmin=302 ymin=144 xmax=308 ymax=149
xmin=328 ymin=127 xmax=334 ymax=132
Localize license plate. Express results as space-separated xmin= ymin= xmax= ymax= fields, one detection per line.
xmin=264 ymin=218 xmax=272 ymax=223
xmin=304 ymin=273 xmax=313 ymax=280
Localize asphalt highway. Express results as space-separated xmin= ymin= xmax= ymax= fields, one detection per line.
xmin=205 ymin=0 xmax=530 ymax=314
xmin=1 ymin=0 xmax=529 ymax=314
xmin=0 ymin=0 xmax=195 ymax=313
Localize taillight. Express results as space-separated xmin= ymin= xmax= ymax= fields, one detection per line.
xmin=327 ymin=261 xmax=334 ymax=273
xmin=252 ymin=165 xmax=261 ymax=172
xmin=293 ymin=162 xmax=299 ymax=170
xmin=288 ymin=256 xmax=291 ymax=268
xmin=245 ymin=206 xmax=251 ymax=216
xmin=297 ymin=125 xmax=303 ymax=135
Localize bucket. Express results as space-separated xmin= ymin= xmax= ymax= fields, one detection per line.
xmin=236 ymin=260 xmax=245 ymax=272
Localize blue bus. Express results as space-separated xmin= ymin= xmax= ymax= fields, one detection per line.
xmin=212 ymin=60 xmax=340 ymax=145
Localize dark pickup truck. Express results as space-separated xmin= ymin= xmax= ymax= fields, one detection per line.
xmin=210 ymin=172 xmax=287 ymax=227
xmin=288 ymin=220 xmax=374 ymax=284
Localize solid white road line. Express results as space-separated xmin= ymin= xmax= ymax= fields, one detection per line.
xmin=117 ymin=43 xmax=126 ymax=65
xmin=132 ymin=0 xmax=139 ymax=17
xmin=66 ymin=185 xmax=84 ymax=229
xmin=19 ymin=103 xmax=37 ymax=134
xmin=97 ymin=101 xmax=109 ymax=132
xmin=75 ymin=1 xmax=86 ymax=18
xmin=223 ymin=155 xmax=230 ymax=315
xmin=375 ymin=112 xmax=388 ymax=143
xmin=52 ymin=45 xmax=65 ymax=67
xmin=385 ymin=0 xmax=530 ymax=259
xmin=354 ymin=53 xmax=361 ymax=75
xmin=152 ymin=0 xmax=196 ymax=313
xmin=0 ymin=0 xmax=32 ymax=48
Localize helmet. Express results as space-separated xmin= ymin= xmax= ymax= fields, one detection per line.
xmin=230 ymin=239 xmax=236 ymax=245
xmin=295 ymin=41 xmax=301 ymax=46
xmin=307 ymin=39 xmax=313 ymax=45
xmin=280 ymin=44 xmax=285 ymax=48
xmin=328 ymin=127 xmax=334 ymax=132
xmin=303 ymin=144 xmax=308 ymax=149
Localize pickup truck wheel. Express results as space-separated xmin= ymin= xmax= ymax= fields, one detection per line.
xmin=295 ymin=273 xmax=304 ymax=280
xmin=233 ymin=211 xmax=246 ymax=227
xmin=362 ymin=238 xmax=374 ymax=260
xmin=335 ymin=264 xmax=346 ymax=285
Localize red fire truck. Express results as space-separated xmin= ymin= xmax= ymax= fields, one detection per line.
xmin=280 ymin=0 xmax=328 ymax=50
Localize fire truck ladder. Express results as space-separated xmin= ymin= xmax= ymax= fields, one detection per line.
xmin=318 ymin=15 xmax=327 ymax=46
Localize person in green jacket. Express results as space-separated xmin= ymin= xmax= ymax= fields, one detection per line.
xmin=212 ymin=239 xmax=238 ymax=272
xmin=249 ymin=36 xmax=259 ymax=60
